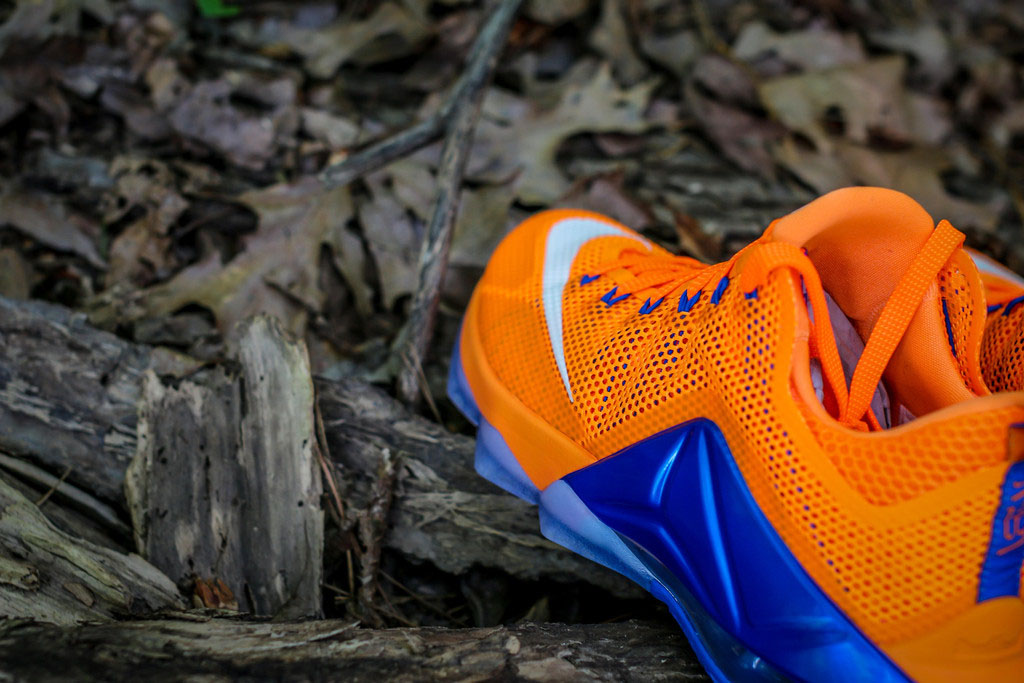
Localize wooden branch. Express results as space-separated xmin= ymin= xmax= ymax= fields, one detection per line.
xmin=319 ymin=0 xmax=521 ymax=192
xmin=315 ymin=378 xmax=641 ymax=599
xmin=396 ymin=0 xmax=523 ymax=405
xmin=0 ymin=297 xmax=151 ymax=504
xmin=0 ymin=616 xmax=707 ymax=680
xmin=0 ymin=471 xmax=182 ymax=624
xmin=0 ymin=295 xmax=638 ymax=597
xmin=125 ymin=316 xmax=323 ymax=618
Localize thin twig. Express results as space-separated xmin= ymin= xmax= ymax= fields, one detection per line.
xmin=313 ymin=397 xmax=348 ymax=529
xmin=0 ymin=452 xmax=129 ymax=538
xmin=35 ymin=465 xmax=72 ymax=507
xmin=403 ymin=349 xmax=443 ymax=423
xmin=355 ymin=448 xmax=402 ymax=627
xmin=380 ymin=569 xmax=469 ymax=625
xmin=395 ymin=0 xmax=523 ymax=405
xmin=320 ymin=0 xmax=521 ymax=189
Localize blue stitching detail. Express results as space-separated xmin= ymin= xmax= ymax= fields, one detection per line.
xmin=710 ymin=276 xmax=729 ymax=305
xmin=988 ymin=303 xmax=1005 ymax=314
xmin=678 ymin=290 xmax=701 ymax=313
xmin=941 ymin=298 xmax=957 ymax=359
xmin=581 ymin=274 xmax=600 ymax=285
xmin=601 ymin=287 xmax=631 ymax=307
xmin=744 ymin=288 xmax=759 ymax=300
xmin=1003 ymin=294 xmax=1024 ymax=316
xmin=639 ymin=297 xmax=665 ymax=315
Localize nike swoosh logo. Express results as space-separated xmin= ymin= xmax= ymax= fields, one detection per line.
xmin=542 ymin=217 xmax=650 ymax=402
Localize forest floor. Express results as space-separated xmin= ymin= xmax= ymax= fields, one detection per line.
xmin=1 ymin=0 xmax=1024 ymax=678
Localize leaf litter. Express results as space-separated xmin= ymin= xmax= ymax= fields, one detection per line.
xmin=4 ymin=1 xmax=1024 ymax=626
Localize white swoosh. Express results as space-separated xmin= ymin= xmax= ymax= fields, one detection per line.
xmin=542 ymin=217 xmax=650 ymax=402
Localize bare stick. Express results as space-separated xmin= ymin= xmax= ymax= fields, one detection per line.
xmin=396 ymin=0 xmax=523 ymax=404
xmin=354 ymin=448 xmax=401 ymax=627
xmin=0 ymin=452 xmax=128 ymax=538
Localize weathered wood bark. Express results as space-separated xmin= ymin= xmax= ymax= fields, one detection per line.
xmin=0 ymin=473 xmax=182 ymax=624
xmin=0 ymin=297 xmax=152 ymax=504
xmin=317 ymin=379 xmax=641 ymax=598
xmin=0 ymin=295 xmax=635 ymax=596
xmin=0 ymin=616 xmax=707 ymax=681
xmin=126 ymin=316 xmax=323 ymax=618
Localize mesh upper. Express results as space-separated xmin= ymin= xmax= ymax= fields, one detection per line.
xmin=472 ymin=214 xmax=1024 ymax=646
xmin=982 ymin=303 xmax=1024 ymax=392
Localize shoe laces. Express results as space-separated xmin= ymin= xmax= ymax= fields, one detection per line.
xmin=589 ymin=221 xmax=965 ymax=431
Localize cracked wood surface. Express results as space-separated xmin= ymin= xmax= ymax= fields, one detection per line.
xmin=0 ymin=294 xmax=636 ymax=597
xmin=0 ymin=615 xmax=707 ymax=681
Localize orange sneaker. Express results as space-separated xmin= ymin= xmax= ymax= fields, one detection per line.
xmin=969 ymin=248 xmax=1024 ymax=392
xmin=448 ymin=187 xmax=1024 ymax=682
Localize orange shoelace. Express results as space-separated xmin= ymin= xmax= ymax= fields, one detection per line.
xmin=591 ymin=221 xmax=965 ymax=431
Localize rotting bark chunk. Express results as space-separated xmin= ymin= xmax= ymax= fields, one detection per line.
xmin=126 ymin=315 xmax=323 ymax=618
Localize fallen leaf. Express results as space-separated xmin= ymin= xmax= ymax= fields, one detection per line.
xmin=867 ymin=23 xmax=952 ymax=86
xmin=94 ymin=179 xmax=359 ymax=335
xmin=758 ymin=56 xmax=950 ymax=151
xmin=235 ymin=3 xmax=432 ymax=80
xmin=301 ymin=108 xmax=361 ymax=149
xmin=451 ymin=183 xmax=517 ymax=268
xmin=555 ymin=172 xmax=653 ymax=231
xmin=733 ymin=21 xmax=865 ymax=72
xmin=590 ymin=0 xmax=648 ymax=84
xmin=524 ymin=0 xmax=591 ymax=25
xmin=774 ymin=137 xmax=1003 ymax=231
xmin=359 ymin=183 xmax=420 ymax=309
xmin=168 ymin=79 xmax=296 ymax=170
xmin=0 ymin=184 xmax=105 ymax=268
xmin=193 ymin=577 xmax=238 ymax=610
xmin=469 ymin=61 xmax=656 ymax=204
xmin=685 ymin=79 xmax=785 ymax=176
xmin=639 ymin=29 xmax=701 ymax=78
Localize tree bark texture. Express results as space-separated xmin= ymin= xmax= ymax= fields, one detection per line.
xmin=0 ymin=615 xmax=707 ymax=682
xmin=125 ymin=315 xmax=323 ymax=618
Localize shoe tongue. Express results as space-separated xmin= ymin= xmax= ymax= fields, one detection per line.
xmin=771 ymin=187 xmax=985 ymax=418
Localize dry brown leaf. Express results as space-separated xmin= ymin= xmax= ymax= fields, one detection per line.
xmin=238 ymin=3 xmax=432 ymax=80
xmin=450 ymin=183 xmax=517 ymax=268
xmin=0 ymin=184 xmax=105 ymax=268
xmin=759 ymin=56 xmax=950 ymax=151
xmin=774 ymin=137 xmax=1002 ymax=231
xmin=168 ymin=79 xmax=297 ymax=170
xmin=639 ymin=29 xmax=700 ymax=79
xmin=685 ymin=80 xmax=784 ymax=177
xmin=590 ymin=0 xmax=648 ymax=84
xmin=733 ymin=21 xmax=865 ymax=72
xmin=469 ymin=61 xmax=656 ymax=204
xmin=555 ymin=173 xmax=653 ymax=231
xmin=193 ymin=577 xmax=238 ymax=611
xmin=359 ymin=184 xmax=419 ymax=309
xmin=96 ymin=179 xmax=359 ymax=335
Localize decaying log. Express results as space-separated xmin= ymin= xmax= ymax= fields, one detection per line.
xmin=0 ymin=295 xmax=636 ymax=596
xmin=0 ymin=297 xmax=151 ymax=504
xmin=0 ymin=472 xmax=182 ymax=624
xmin=316 ymin=378 xmax=641 ymax=598
xmin=0 ymin=615 xmax=706 ymax=681
xmin=125 ymin=316 xmax=323 ymax=618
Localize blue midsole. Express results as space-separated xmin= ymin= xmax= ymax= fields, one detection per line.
xmin=447 ymin=343 xmax=909 ymax=683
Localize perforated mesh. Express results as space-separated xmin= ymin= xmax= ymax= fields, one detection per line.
xmin=939 ymin=262 xmax=980 ymax=387
xmin=982 ymin=304 xmax=1024 ymax=392
xmin=472 ymin=221 xmax=1022 ymax=646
